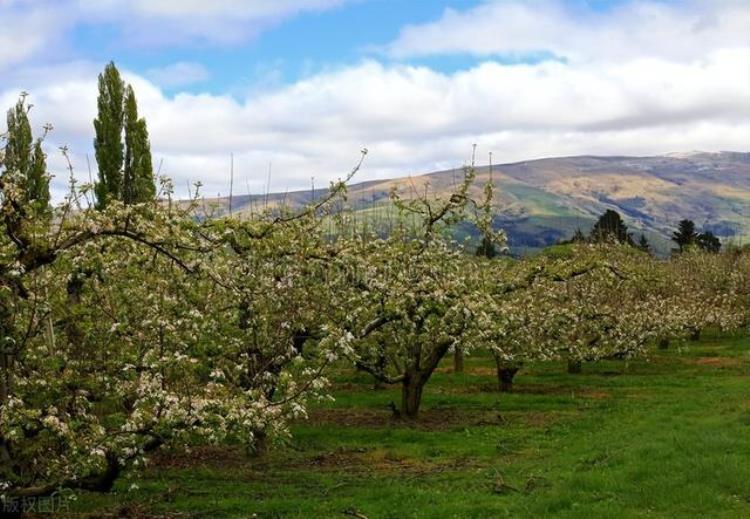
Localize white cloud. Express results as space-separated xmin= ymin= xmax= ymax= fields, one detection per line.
xmin=384 ymin=0 xmax=750 ymax=64
xmin=81 ymin=0 xmax=350 ymax=46
xmin=0 ymin=2 xmax=75 ymax=69
xmin=0 ymin=0 xmax=350 ymax=69
xmin=126 ymin=0 xmax=346 ymax=18
xmin=3 ymin=46 xmax=749 ymax=201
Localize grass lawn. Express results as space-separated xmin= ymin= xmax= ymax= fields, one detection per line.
xmin=68 ymin=334 xmax=750 ymax=518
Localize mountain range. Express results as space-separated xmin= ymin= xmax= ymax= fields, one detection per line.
xmin=201 ymin=151 xmax=750 ymax=256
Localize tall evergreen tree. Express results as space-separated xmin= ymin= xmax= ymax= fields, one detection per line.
xmin=4 ymin=97 xmax=50 ymax=215
xmin=5 ymin=98 xmax=33 ymax=180
xmin=590 ymin=209 xmax=633 ymax=245
xmin=94 ymin=62 xmax=125 ymax=209
xmin=94 ymin=63 xmax=155 ymax=208
xmin=123 ymin=86 xmax=155 ymax=204
xmin=672 ymin=219 xmax=699 ymax=252
xmin=28 ymin=140 xmax=50 ymax=212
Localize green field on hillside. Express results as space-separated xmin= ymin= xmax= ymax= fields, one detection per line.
xmin=70 ymin=334 xmax=750 ymax=518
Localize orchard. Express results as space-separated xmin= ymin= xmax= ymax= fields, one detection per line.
xmin=1 ymin=69 xmax=749 ymax=513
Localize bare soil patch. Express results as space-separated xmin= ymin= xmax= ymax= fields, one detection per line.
xmin=305 ymin=407 xmax=511 ymax=430
xmin=148 ymin=445 xmax=249 ymax=471
xmin=296 ymin=447 xmax=466 ymax=475
xmin=305 ymin=407 xmax=567 ymax=431
xmin=485 ymin=383 xmax=611 ymax=400
xmin=472 ymin=383 xmax=612 ymax=400
xmin=434 ymin=366 xmax=502 ymax=377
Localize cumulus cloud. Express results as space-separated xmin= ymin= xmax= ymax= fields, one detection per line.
xmin=384 ymin=0 xmax=750 ymax=64
xmin=0 ymin=0 xmax=350 ymax=69
xmin=0 ymin=2 xmax=75 ymax=69
xmin=79 ymin=0 xmax=350 ymax=46
xmin=3 ymin=47 xmax=749 ymax=200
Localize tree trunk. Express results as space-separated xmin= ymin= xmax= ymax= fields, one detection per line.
xmin=494 ymin=357 xmax=520 ymax=392
xmin=251 ymin=429 xmax=268 ymax=457
xmin=399 ymin=338 xmax=454 ymax=419
xmin=567 ymin=360 xmax=582 ymax=374
xmin=690 ymin=328 xmax=701 ymax=341
xmin=453 ymin=347 xmax=464 ymax=373
xmin=658 ymin=337 xmax=670 ymax=350
xmin=498 ymin=367 xmax=520 ymax=392
xmin=401 ymin=373 xmax=426 ymax=419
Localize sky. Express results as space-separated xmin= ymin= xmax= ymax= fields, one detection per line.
xmin=0 ymin=0 xmax=749 ymax=199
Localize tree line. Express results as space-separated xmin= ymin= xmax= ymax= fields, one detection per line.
xmin=565 ymin=208 xmax=725 ymax=255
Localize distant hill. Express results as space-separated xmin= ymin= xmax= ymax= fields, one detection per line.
xmin=200 ymin=151 xmax=750 ymax=256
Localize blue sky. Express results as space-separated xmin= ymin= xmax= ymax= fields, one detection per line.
xmin=68 ymin=0 xmax=633 ymax=95
xmin=74 ymin=0 xmax=478 ymax=94
xmin=0 ymin=0 xmax=747 ymax=198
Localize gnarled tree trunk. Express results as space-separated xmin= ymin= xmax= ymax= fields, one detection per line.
xmin=401 ymin=369 xmax=427 ymax=419
xmin=567 ymin=360 xmax=582 ymax=374
xmin=658 ymin=337 xmax=670 ymax=350
xmin=399 ymin=338 xmax=454 ymax=418
xmin=494 ymin=358 xmax=521 ymax=392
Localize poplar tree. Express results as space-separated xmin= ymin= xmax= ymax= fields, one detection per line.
xmin=28 ymin=140 xmax=50 ymax=213
xmin=123 ymin=86 xmax=155 ymax=204
xmin=94 ymin=62 xmax=155 ymax=208
xmin=94 ymin=62 xmax=125 ymax=209
xmin=4 ymin=97 xmax=50 ymax=216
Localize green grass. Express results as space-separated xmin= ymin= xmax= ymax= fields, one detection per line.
xmin=69 ymin=334 xmax=750 ymax=518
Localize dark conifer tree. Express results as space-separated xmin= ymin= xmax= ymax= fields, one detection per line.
xmin=672 ymin=219 xmax=699 ymax=252
xmin=590 ymin=209 xmax=633 ymax=245
xmin=697 ymin=231 xmax=721 ymax=253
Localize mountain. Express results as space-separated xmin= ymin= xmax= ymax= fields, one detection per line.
xmin=201 ymin=151 xmax=750 ymax=256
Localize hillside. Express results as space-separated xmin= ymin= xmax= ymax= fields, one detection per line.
xmin=203 ymin=151 xmax=750 ymax=255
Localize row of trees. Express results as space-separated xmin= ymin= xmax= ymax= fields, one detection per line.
xmin=569 ymin=208 xmax=725 ymax=255
xmin=1 ymin=64 xmax=748 ymax=500
xmin=672 ymin=219 xmax=722 ymax=253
